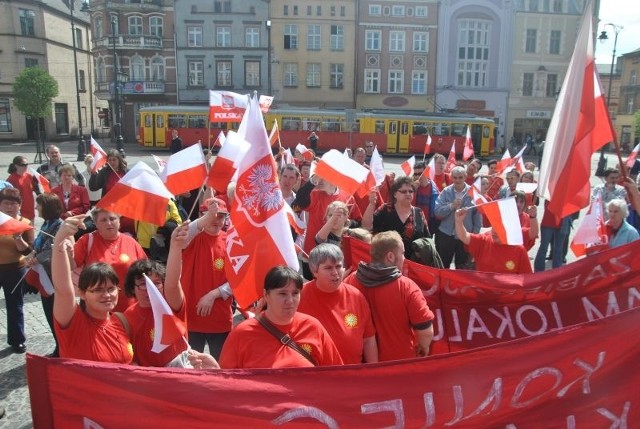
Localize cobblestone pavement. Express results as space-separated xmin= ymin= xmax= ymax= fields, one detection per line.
xmin=0 ymin=139 xmax=615 ymax=428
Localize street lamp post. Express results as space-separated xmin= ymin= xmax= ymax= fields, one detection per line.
xmin=69 ymin=0 xmax=86 ymax=161
xmin=266 ymin=20 xmax=272 ymax=96
xmin=111 ymin=17 xmax=126 ymax=157
xmin=595 ymin=23 xmax=622 ymax=177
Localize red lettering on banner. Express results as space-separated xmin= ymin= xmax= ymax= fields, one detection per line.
xmin=488 ymin=307 xmax=516 ymax=338
xmin=581 ymin=264 xmax=607 ymax=285
xmin=628 ymin=287 xmax=640 ymax=308
xmin=272 ymin=406 xmax=338 ymax=428
xmin=556 ymin=352 xmax=605 ymax=397
xmin=466 ymin=309 xmax=493 ymax=340
xmin=597 ymin=402 xmax=631 ymax=427
xmin=511 ymin=367 xmax=563 ymax=408
xmin=360 ymin=399 xmax=404 ymax=427
xmin=515 ymin=305 xmax=548 ymax=335
xmin=582 ymin=292 xmax=622 ymax=321
xmin=83 ymin=418 xmax=104 ymax=429
xmin=213 ymin=112 xmax=243 ymax=120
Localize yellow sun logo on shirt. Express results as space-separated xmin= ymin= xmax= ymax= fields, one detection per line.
xmin=214 ymin=258 xmax=225 ymax=270
xmin=127 ymin=342 xmax=134 ymax=357
xmin=149 ymin=328 xmax=155 ymax=341
xmin=344 ymin=313 xmax=359 ymax=328
xmin=301 ymin=343 xmax=313 ymax=355
xmin=119 ymin=254 xmax=130 ymax=263
xmin=505 ymin=260 xmax=515 ymax=271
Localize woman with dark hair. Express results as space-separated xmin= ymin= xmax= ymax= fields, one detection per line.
xmin=367 ymin=176 xmax=429 ymax=257
xmin=52 ymin=164 xmax=90 ymax=219
xmin=7 ymin=155 xmax=37 ymax=221
xmin=51 ymin=214 xmax=133 ymax=363
xmin=89 ymin=149 xmax=128 ymax=198
xmin=0 ymin=188 xmax=34 ymax=353
xmin=25 ymin=192 xmax=63 ymax=356
xmin=214 ymin=265 xmax=342 ymax=369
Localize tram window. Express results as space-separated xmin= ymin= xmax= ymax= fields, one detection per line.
xmin=401 ymin=122 xmax=409 ymax=134
xmin=451 ymin=123 xmax=466 ymax=137
xmin=156 ymin=115 xmax=164 ymax=128
xmin=144 ymin=115 xmax=152 ymax=127
xmin=432 ymin=123 xmax=449 ymax=136
xmin=168 ymin=114 xmax=187 ymax=128
xmin=322 ymin=118 xmax=341 ymax=132
xmin=390 ymin=122 xmax=397 ymax=134
xmin=189 ymin=115 xmax=207 ymax=128
xmin=352 ymin=120 xmax=360 ymax=132
xmin=483 ymin=126 xmax=490 ymax=138
xmin=303 ymin=119 xmax=319 ymax=131
xmin=375 ymin=120 xmax=385 ymax=134
xmin=282 ymin=117 xmax=300 ymax=131
xmin=413 ymin=123 xmax=428 ymax=135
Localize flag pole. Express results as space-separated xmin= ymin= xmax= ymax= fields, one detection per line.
xmin=185 ymin=178 xmax=208 ymax=220
xmin=611 ymin=139 xmax=629 ymax=182
xmin=11 ymin=269 xmax=30 ymax=294
xmin=472 ymin=196 xmax=516 ymax=209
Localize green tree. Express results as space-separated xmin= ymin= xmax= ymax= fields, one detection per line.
xmin=13 ymin=67 xmax=59 ymax=157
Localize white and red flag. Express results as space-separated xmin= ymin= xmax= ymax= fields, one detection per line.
xmin=160 ymin=143 xmax=208 ymax=196
xmin=225 ymin=94 xmax=299 ymax=308
xmin=209 ymin=90 xmax=248 ymax=123
xmin=284 ymin=203 xmax=307 ymax=235
xmin=314 ymin=149 xmax=370 ymax=196
xmin=470 ymin=177 xmax=488 ymax=205
xmin=295 ymin=143 xmax=315 ymax=161
xmin=478 ymin=197 xmax=523 ymax=245
xmin=89 ymin=137 xmax=107 ymax=173
xmin=463 ymin=127 xmax=474 ymax=161
xmin=423 ymin=156 xmax=436 ymax=182
xmin=444 ymin=140 xmax=457 ymax=174
xmin=143 ymin=274 xmax=187 ymax=354
xmin=424 ymin=134 xmax=432 ymax=156
xmin=537 ymin=1 xmax=616 ymax=219
xmin=495 ymin=149 xmax=512 ymax=175
xmin=213 ymin=131 xmax=226 ymax=148
xmin=25 ymin=264 xmax=54 ymax=298
xmin=570 ymin=190 xmax=608 ymax=257
xmin=400 ymin=155 xmax=416 ymax=177
xmin=369 ymin=146 xmax=386 ymax=186
xmin=96 ymin=161 xmax=173 ymax=225
xmin=151 ymin=155 xmax=167 ymax=173
xmin=0 ymin=211 xmax=33 ymax=235
xmin=269 ymin=119 xmax=281 ymax=148
xmin=626 ymin=142 xmax=640 ymax=168
xmin=208 ymin=131 xmax=251 ymax=195
xmin=259 ymin=95 xmax=274 ymax=113
xmin=29 ymin=168 xmax=50 ymax=193
xmin=516 ymin=182 xmax=538 ymax=195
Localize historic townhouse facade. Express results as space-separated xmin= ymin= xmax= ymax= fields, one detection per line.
xmin=617 ymin=49 xmax=640 ymax=148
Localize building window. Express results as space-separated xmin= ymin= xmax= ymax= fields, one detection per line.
xmin=19 ymin=9 xmax=35 ymax=36
xmin=330 ymin=25 xmax=344 ymax=51
xmin=391 ymin=5 xmax=405 ymax=16
xmin=217 ymin=61 xmax=232 ymax=87
xmin=525 ymin=29 xmax=537 ymax=53
xmin=627 ymin=97 xmax=634 ymax=114
xmin=307 ymin=6 xmax=312 ymax=16
xmin=364 ymin=69 xmax=380 ymax=93
xmin=214 ymin=1 xmax=231 ymax=13
xmin=529 ymin=0 xmax=539 ymax=11
xmin=552 ymin=0 xmax=563 ymax=12
xmin=412 ymin=71 xmax=426 ymax=94
xmin=413 ymin=32 xmax=429 ymax=52
xmin=388 ymin=70 xmax=404 ymax=93
xmin=245 ymin=61 xmax=260 ymax=87
xmin=25 ymin=58 xmax=38 ymax=68
xmin=284 ymin=63 xmax=298 ymax=87
xmin=523 ymin=73 xmax=534 ymax=96
xmin=130 ymin=56 xmax=145 ymax=80
xmin=341 ymin=6 xmax=346 ymax=16
xmin=415 ymin=6 xmax=428 ymax=17
xmin=456 ymin=20 xmax=490 ymax=88
xmin=316 ymin=6 xmax=321 ymax=16
xmin=128 ymin=16 xmax=143 ymax=35
xmin=365 ymin=30 xmax=381 ymax=51
xmin=284 ymin=25 xmax=298 ymax=49
xmin=75 ymin=28 xmax=83 ymax=49
xmin=369 ymin=5 xmax=381 ymax=16
xmin=55 ymin=103 xmax=69 ymax=135
xmin=151 ymin=57 xmax=165 ymax=81
xmin=331 ymin=6 xmax=336 ymax=17
xmin=330 ymin=64 xmax=344 ymax=88
xmin=217 ymin=26 xmax=231 ymax=47
xmin=245 ymin=27 xmax=260 ymax=48
xmin=546 ymin=73 xmax=558 ymax=97
xmin=0 ymin=99 xmax=12 ymax=132
xmin=307 ymin=25 xmax=321 ymax=50
xmin=631 ymin=71 xmax=637 ymax=85
xmin=283 ymin=5 xmax=288 ymax=16
xmin=78 ymin=70 xmax=86 ymax=91
xmin=389 ymin=31 xmax=405 ymax=52
xmin=96 ymin=57 xmax=106 ymax=82
xmin=93 ymin=17 xmax=103 ymax=39
xmin=150 ymin=17 xmax=163 ymax=37
xmin=188 ymin=26 xmax=202 ymax=47
xmin=293 ymin=6 xmax=298 ymax=15
xmin=306 ymin=63 xmax=321 ymax=87
xmin=188 ymin=61 xmax=204 ymax=86
xmin=549 ymin=30 xmax=561 ymax=55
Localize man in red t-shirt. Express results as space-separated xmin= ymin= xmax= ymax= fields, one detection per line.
xmin=344 ymin=231 xmax=435 ymax=361
xmin=298 ymin=243 xmax=377 ymax=364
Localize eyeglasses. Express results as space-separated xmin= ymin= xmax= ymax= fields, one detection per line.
xmin=16 ymin=163 xmax=28 ymax=167
xmin=397 ymin=189 xmax=414 ymax=194
xmin=86 ymin=286 xmax=120 ymax=295
xmin=134 ymin=281 xmax=163 ymax=290
xmin=413 ymin=172 xmax=423 ymax=177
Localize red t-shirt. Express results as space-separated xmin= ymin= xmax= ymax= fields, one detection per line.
xmin=181 ymin=231 xmax=232 ymax=333
xmin=298 ymin=280 xmax=375 ymax=364
xmin=54 ymin=306 xmax=133 ymax=364
xmin=8 ymin=172 xmax=35 ymax=221
xmin=466 ymin=233 xmax=532 ymax=274
xmin=124 ymin=302 xmax=188 ymax=367
xmin=344 ymin=272 xmax=435 ymax=362
xmin=518 ymin=212 xmax=536 ymax=250
xmin=74 ymin=232 xmax=147 ymax=313
xmin=219 ymin=313 xmax=344 ymax=369
xmin=433 ymin=173 xmax=451 ymax=192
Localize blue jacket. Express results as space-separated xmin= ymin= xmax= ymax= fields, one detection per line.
xmin=609 ymin=220 xmax=640 ymax=248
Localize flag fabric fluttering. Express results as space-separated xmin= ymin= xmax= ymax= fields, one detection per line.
xmin=89 ymin=137 xmax=107 ymax=173
xmin=423 ymin=157 xmax=436 ymax=182
xmin=444 ymin=141 xmax=457 ymax=175
xmin=400 ymin=155 xmax=416 ymax=177
xmin=29 ymin=168 xmax=50 ymax=193
xmin=213 ymin=131 xmax=226 ymax=148
xmin=269 ymin=119 xmax=281 ymax=148
xmin=96 ymin=162 xmax=174 ymax=225
xmin=160 ymin=143 xmax=208 ymax=196
xmin=295 ymin=143 xmax=315 ymax=161
xmin=478 ymin=197 xmax=523 ymax=246
xmin=225 ymin=94 xmax=299 ymax=308
xmin=369 ymin=146 xmax=386 ymax=186
xmin=626 ymin=142 xmax=640 ymax=168
xmin=259 ymin=95 xmax=274 ymax=113
xmin=314 ymin=149 xmax=370 ymax=196
xmin=424 ymin=134 xmax=432 ymax=156
xmin=0 ymin=211 xmax=34 ymax=235
xmin=537 ymin=1 xmax=616 ymax=219
xmin=209 ymin=90 xmax=249 ymax=122
xmin=570 ymin=190 xmax=608 ymax=257
xmin=470 ymin=177 xmax=488 ymax=205
xmin=25 ymin=264 xmax=54 ymax=298
xmin=207 ymin=131 xmax=251 ymax=194
xmin=151 ymin=155 xmax=167 ymax=173
xmin=143 ymin=274 xmax=187 ymax=354
xmin=463 ymin=127 xmax=474 ymax=161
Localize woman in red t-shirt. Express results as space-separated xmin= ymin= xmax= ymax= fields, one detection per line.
xmin=6 ymin=156 xmax=37 ymax=221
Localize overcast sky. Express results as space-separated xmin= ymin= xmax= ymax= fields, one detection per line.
xmin=596 ymin=0 xmax=640 ymax=65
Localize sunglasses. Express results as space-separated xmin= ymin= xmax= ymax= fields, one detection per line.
xmin=397 ymin=189 xmax=414 ymax=194
xmin=16 ymin=163 xmax=28 ymax=167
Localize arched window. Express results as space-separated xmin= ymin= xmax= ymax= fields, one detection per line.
xmin=151 ymin=57 xmax=165 ymax=81
xmin=130 ymin=56 xmax=145 ymax=80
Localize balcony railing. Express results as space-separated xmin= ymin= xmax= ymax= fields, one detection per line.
xmin=94 ymin=35 xmax=162 ymax=50
xmin=95 ymin=80 xmax=166 ymax=96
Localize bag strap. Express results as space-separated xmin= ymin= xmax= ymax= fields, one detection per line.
xmin=256 ymin=315 xmax=317 ymax=366
xmin=113 ymin=311 xmax=132 ymax=339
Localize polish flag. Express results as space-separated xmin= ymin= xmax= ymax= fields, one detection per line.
xmin=160 ymin=143 xmax=208 ymax=196
xmin=314 ymin=149 xmax=370 ymax=196
xmin=495 ymin=149 xmax=512 ymax=175
xmin=143 ymin=274 xmax=187 ymax=354
xmin=280 ymin=148 xmax=295 ymax=171
xmin=213 ymin=131 xmax=226 ymax=148
xmin=29 ymin=168 xmax=50 ymax=193
xmin=512 ymin=145 xmax=528 ymax=174
xmin=25 ymin=264 xmax=54 ymax=298
xmin=424 ymin=134 xmax=432 ymax=155
xmin=478 ymin=197 xmax=523 ymax=245
xmin=225 ymin=94 xmax=299 ymax=308
xmin=209 ymin=90 xmax=249 ymax=123
xmin=269 ymin=119 xmax=281 ymax=148
xmin=96 ymin=161 xmax=173 ymax=225
xmin=284 ymin=203 xmax=306 ymax=235
xmin=89 ymin=137 xmax=107 ymax=173
xmin=516 ymin=182 xmax=538 ymax=195
xmin=444 ymin=140 xmax=457 ymax=175
xmin=400 ymin=155 xmax=416 ymax=177
xmin=463 ymin=127 xmax=474 ymax=161
xmin=295 ymin=143 xmax=315 ymax=161
xmin=207 ymin=131 xmax=251 ymax=194
xmin=471 ymin=177 xmax=487 ymax=205
xmin=370 ymin=146 xmax=386 ymax=186
xmin=151 ymin=155 xmax=167 ymax=173
xmin=626 ymin=142 xmax=640 ymax=168
xmin=423 ymin=157 xmax=436 ymax=182
xmin=259 ymin=95 xmax=274 ymax=113
xmin=0 ymin=212 xmax=32 ymax=235
xmin=538 ymin=1 xmax=616 ymax=219
xmin=570 ymin=190 xmax=607 ymax=257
